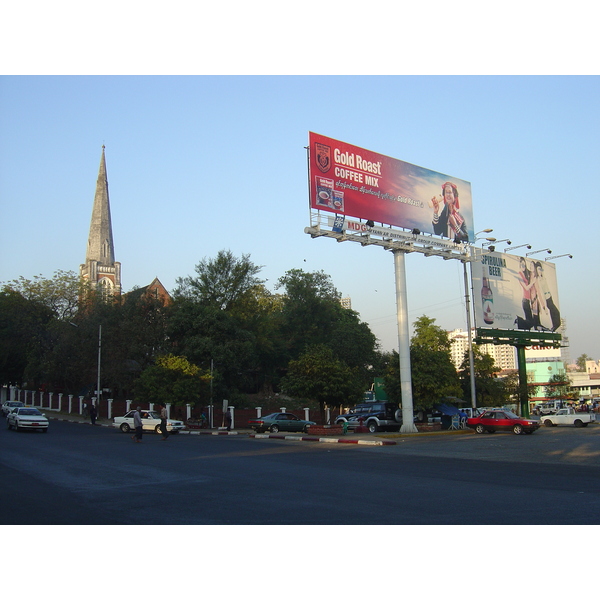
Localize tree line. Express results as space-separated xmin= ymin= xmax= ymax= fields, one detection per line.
xmin=2 ymin=250 xmax=575 ymax=416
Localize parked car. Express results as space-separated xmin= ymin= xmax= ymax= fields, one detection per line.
xmin=335 ymin=401 xmax=402 ymax=433
xmin=113 ymin=410 xmax=185 ymax=434
xmin=540 ymin=407 xmax=596 ymax=428
xmin=7 ymin=407 xmax=49 ymax=432
xmin=248 ymin=413 xmax=316 ymax=434
xmin=466 ymin=409 xmax=541 ymax=435
xmin=1 ymin=401 xmax=25 ymax=417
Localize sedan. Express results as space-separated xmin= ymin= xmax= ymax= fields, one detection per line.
xmin=466 ymin=409 xmax=541 ymax=435
xmin=7 ymin=407 xmax=49 ymax=432
xmin=2 ymin=401 xmax=25 ymax=417
xmin=248 ymin=412 xmax=316 ymax=434
xmin=113 ymin=410 xmax=185 ymax=434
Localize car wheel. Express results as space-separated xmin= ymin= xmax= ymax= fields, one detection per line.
xmin=270 ymin=425 xmax=279 ymax=433
xmin=475 ymin=424 xmax=485 ymax=434
xmin=574 ymin=419 xmax=583 ymax=428
xmin=513 ymin=424 xmax=523 ymax=435
xmin=368 ymin=421 xmax=378 ymax=433
xmin=543 ymin=419 xmax=553 ymax=427
xmin=120 ymin=423 xmax=131 ymax=433
xmin=155 ymin=424 xmax=162 ymax=434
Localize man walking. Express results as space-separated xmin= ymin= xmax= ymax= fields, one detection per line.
xmin=132 ymin=406 xmax=143 ymax=442
xmin=159 ymin=403 xmax=169 ymax=441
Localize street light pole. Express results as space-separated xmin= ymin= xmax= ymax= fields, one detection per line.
xmin=96 ymin=324 xmax=102 ymax=413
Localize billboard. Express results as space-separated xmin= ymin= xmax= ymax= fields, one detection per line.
xmin=308 ymin=132 xmax=474 ymax=241
xmin=472 ymin=252 xmax=562 ymax=332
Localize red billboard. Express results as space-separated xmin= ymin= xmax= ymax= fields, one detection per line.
xmin=308 ymin=132 xmax=474 ymax=241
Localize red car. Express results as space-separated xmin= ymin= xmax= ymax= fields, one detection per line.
xmin=466 ymin=409 xmax=541 ymax=435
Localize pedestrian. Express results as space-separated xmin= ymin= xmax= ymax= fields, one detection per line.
xmin=159 ymin=403 xmax=169 ymax=441
xmin=132 ymin=406 xmax=143 ymax=442
xmin=225 ymin=408 xmax=232 ymax=431
xmin=90 ymin=403 xmax=97 ymax=425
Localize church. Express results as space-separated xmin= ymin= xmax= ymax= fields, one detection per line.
xmin=80 ymin=146 xmax=170 ymax=302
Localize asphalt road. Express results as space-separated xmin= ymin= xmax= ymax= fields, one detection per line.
xmin=2 ymin=418 xmax=599 ymax=525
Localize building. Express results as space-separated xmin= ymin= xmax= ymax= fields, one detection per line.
xmin=124 ymin=277 xmax=172 ymax=305
xmin=448 ymin=328 xmax=517 ymax=371
xmin=340 ymin=297 xmax=352 ymax=310
xmin=80 ymin=146 xmax=121 ymax=295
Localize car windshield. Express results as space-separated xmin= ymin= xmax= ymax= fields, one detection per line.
xmin=19 ymin=408 xmax=43 ymax=416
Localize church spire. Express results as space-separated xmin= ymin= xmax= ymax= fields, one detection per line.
xmin=80 ymin=146 xmax=121 ymax=295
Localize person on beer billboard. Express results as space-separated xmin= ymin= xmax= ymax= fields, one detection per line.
xmin=431 ymin=182 xmax=468 ymax=242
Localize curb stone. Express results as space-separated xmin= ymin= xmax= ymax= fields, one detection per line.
xmin=250 ymin=433 xmax=396 ymax=445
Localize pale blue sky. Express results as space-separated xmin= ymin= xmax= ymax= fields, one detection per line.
xmin=1 ymin=75 xmax=598 ymax=361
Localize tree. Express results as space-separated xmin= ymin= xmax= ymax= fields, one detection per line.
xmin=576 ymin=354 xmax=593 ymax=372
xmin=0 ymin=290 xmax=54 ymax=386
xmin=1 ymin=270 xmax=87 ymax=321
xmin=383 ymin=316 xmax=461 ymax=409
xmin=280 ymin=345 xmax=362 ymax=423
xmin=458 ymin=345 xmax=505 ymax=407
xmin=174 ymin=249 xmax=264 ymax=311
xmin=544 ymin=373 xmax=576 ymax=402
xmin=135 ymin=354 xmax=211 ymax=407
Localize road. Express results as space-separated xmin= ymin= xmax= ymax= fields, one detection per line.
xmin=2 ymin=419 xmax=600 ymax=525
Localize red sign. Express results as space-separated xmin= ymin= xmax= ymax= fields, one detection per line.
xmin=308 ymin=132 xmax=474 ymax=241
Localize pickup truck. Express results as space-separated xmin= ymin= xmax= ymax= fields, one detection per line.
xmin=540 ymin=408 xmax=596 ymax=428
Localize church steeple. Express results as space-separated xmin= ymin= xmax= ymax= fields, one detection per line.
xmin=80 ymin=146 xmax=121 ymax=295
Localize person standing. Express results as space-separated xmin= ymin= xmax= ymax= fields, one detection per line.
xmin=132 ymin=406 xmax=143 ymax=442
xmin=159 ymin=403 xmax=169 ymax=441
xmin=431 ymin=182 xmax=468 ymax=242
xmin=90 ymin=403 xmax=97 ymax=425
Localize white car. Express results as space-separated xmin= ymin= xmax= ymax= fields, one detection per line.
xmin=7 ymin=407 xmax=49 ymax=432
xmin=113 ymin=410 xmax=185 ymax=434
xmin=2 ymin=401 xmax=25 ymax=417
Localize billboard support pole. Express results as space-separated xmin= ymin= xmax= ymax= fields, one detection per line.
xmin=463 ymin=260 xmax=477 ymax=409
xmin=393 ymin=249 xmax=418 ymax=433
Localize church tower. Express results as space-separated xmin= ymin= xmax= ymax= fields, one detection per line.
xmin=80 ymin=146 xmax=122 ymax=295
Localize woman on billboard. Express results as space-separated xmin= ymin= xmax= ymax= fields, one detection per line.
xmin=431 ymin=182 xmax=469 ymax=242
xmin=534 ymin=261 xmax=561 ymax=332
xmin=515 ymin=257 xmax=536 ymax=330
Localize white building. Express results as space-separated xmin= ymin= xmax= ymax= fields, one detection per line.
xmin=448 ymin=328 xmax=517 ymax=372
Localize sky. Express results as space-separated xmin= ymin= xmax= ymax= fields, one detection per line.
xmin=2 ymin=75 xmax=598 ymax=362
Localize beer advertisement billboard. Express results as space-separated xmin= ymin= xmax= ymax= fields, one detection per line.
xmin=472 ymin=251 xmax=562 ymax=332
xmin=309 ymin=132 xmax=474 ymax=241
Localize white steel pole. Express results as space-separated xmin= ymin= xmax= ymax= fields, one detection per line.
xmin=394 ymin=250 xmax=418 ymax=433
xmin=463 ymin=260 xmax=477 ymax=409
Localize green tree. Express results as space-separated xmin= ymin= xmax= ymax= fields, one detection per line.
xmin=135 ymin=354 xmax=211 ymax=407
xmin=545 ymin=373 xmax=576 ymax=402
xmin=280 ymin=344 xmax=362 ymax=423
xmin=2 ymin=270 xmax=87 ymax=321
xmin=174 ymin=249 xmax=264 ymax=311
xmin=0 ymin=290 xmax=54 ymax=386
xmin=383 ymin=316 xmax=461 ymax=410
xmin=276 ymin=268 xmax=378 ymax=386
xmin=458 ymin=345 xmax=505 ymax=407
xmin=576 ymin=354 xmax=592 ymax=372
